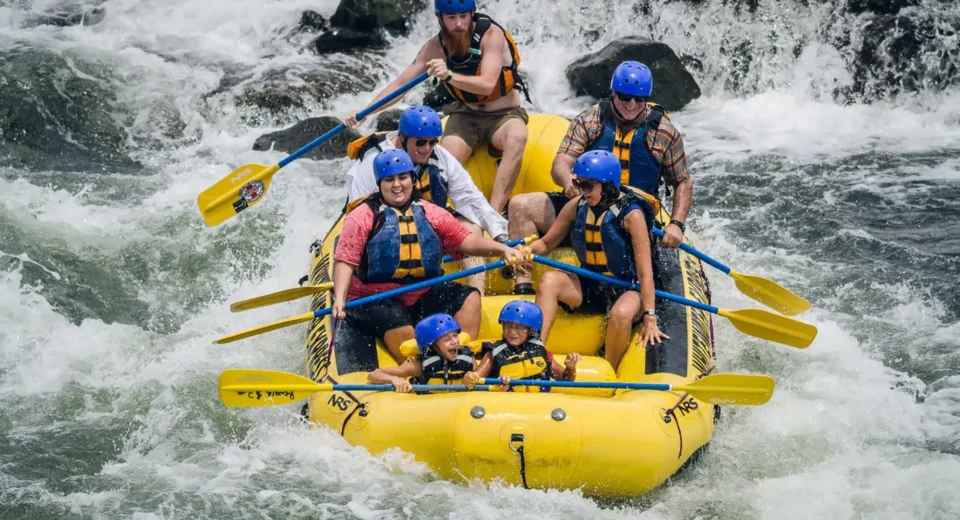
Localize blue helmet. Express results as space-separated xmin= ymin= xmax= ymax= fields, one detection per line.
xmin=398 ymin=105 xmax=442 ymax=139
xmin=415 ymin=313 xmax=462 ymax=352
xmin=373 ymin=149 xmax=415 ymax=182
xmin=435 ymin=0 xmax=476 ymax=15
xmin=498 ymin=300 xmax=543 ymax=333
xmin=574 ymin=150 xmax=621 ymax=187
xmin=610 ymin=61 xmax=653 ymax=98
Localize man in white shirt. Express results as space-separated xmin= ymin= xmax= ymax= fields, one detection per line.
xmin=345 ymin=105 xmax=508 ymax=291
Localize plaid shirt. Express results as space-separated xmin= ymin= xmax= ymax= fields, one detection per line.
xmin=557 ymin=103 xmax=691 ymax=188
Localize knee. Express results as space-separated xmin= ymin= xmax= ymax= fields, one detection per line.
xmin=461 ymin=290 xmax=481 ymax=313
xmin=507 ymin=127 xmax=528 ymax=151
xmin=537 ymin=272 xmax=563 ymax=295
xmin=507 ymin=193 xmax=542 ymax=219
xmin=608 ymin=303 xmax=639 ymax=326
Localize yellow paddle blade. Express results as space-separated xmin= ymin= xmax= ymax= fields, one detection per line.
xmin=197 ymin=163 xmax=280 ymax=227
xmin=214 ymin=311 xmax=315 ymax=344
xmin=677 ymin=374 xmax=775 ymax=405
xmin=218 ymin=369 xmax=331 ymax=408
xmin=718 ymin=308 xmax=817 ymax=349
xmin=230 ymin=283 xmax=334 ymax=312
xmin=730 ymin=269 xmax=812 ymax=316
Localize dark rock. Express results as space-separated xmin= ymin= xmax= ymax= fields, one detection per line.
xmin=564 ymin=37 xmax=702 ymax=111
xmin=299 ymin=10 xmax=328 ymax=33
xmin=330 ymin=0 xmax=427 ymax=35
xmin=253 ymin=117 xmax=361 ymax=160
xmin=375 ymin=109 xmax=404 ymax=131
xmin=841 ymin=12 xmax=960 ymax=101
xmin=846 ymin=0 xmax=919 ymax=15
xmin=312 ymin=27 xmax=388 ymax=55
xmin=421 ymin=81 xmax=455 ymax=112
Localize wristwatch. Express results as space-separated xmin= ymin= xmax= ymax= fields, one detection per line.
xmin=670 ymin=221 xmax=685 ymax=233
xmin=643 ymin=309 xmax=656 ymax=318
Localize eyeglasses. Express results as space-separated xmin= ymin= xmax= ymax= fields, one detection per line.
xmin=415 ymin=138 xmax=439 ymax=147
xmin=572 ymin=177 xmax=598 ymax=191
xmin=614 ymin=92 xmax=648 ymax=104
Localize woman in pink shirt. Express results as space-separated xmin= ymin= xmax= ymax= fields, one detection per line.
xmin=333 ymin=149 xmax=524 ymax=363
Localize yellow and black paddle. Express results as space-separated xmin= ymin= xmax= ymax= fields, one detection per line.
xmin=229 ymin=235 xmax=539 ymax=312
xmin=532 ymin=255 xmax=818 ymax=349
xmin=196 ymin=72 xmax=430 ymax=227
xmin=218 ymin=369 xmax=775 ymax=408
xmin=215 ymin=258 xmax=511 ymax=344
xmin=652 ymin=227 xmax=811 ymax=316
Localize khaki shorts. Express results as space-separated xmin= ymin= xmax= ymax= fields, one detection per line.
xmin=442 ymin=102 xmax=529 ymax=153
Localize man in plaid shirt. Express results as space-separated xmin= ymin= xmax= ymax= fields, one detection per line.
xmin=506 ymin=61 xmax=694 ymax=294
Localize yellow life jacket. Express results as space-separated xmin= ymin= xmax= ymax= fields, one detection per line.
xmin=346 ymin=132 xmax=390 ymax=160
xmin=486 ymin=339 xmax=551 ymax=393
xmin=420 ymin=346 xmax=476 ymax=386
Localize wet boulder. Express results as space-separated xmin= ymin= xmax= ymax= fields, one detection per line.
xmin=565 ymin=37 xmax=702 ymax=111
xmin=329 ymin=0 xmax=427 ymax=35
xmin=252 ymin=116 xmax=361 ymax=160
xmin=374 ymin=108 xmax=403 ymax=131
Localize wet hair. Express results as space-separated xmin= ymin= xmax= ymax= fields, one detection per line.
xmin=599 ymin=181 xmax=620 ymax=205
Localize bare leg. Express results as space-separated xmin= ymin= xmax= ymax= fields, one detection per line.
xmin=383 ymin=326 xmax=415 ymax=364
xmin=453 ymin=290 xmax=482 ymax=341
xmin=488 ymin=118 xmax=528 ymax=214
xmin=457 ymin=217 xmax=486 ymax=294
xmin=534 ymin=271 xmax=582 ymax=342
xmin=439 ymin=134 xmax=473 ymax=164
xmin=507 ymin=192 xmax=559 ymax=285
xmin=604 ymin=291 xmax=642 ymax=372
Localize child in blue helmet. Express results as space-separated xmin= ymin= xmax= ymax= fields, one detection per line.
xmin=368 ymin=313 xmax=478 ymax=393
xmin=465 ymin=300 xmax=581 ymax=392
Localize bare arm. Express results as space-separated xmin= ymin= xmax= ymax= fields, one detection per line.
xmin=669 ymin=176 xmax=693 ymax=223
xmin=458 ymin=233 xmax=519 ymax=259
xmin=445 ymin=27 xmax=506 ymax=96
xmin=346 ymin=42 xmax=434 ymax=124
xmin=550 ymin=154 xmax=578 ymax=197
xmin=368 ymin=359 xmax=423 ymax=392
xmin=331 ymin=261 xmax=357 ymax=320
xmin=624 ymin=211 xmax=656 ymax=313
xmin=528 ymin=197 xmax=578 ymax=255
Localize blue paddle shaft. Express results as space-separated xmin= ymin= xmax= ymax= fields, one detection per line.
xmin=313 ymin=258 xmax=508 ymax=319
xmin=278 ymin=72 xmax=430 ymax=168
xmin=441 ymin=236 xmax=525 ymax=263
xmin=531 ymin=255 xmax=721 ymax=315
xmin=484 ymin=378 xmax=671 ymax=391
xmin=651 ymin=227 xmax=730 ymax=274
xmin=332 ymin=384 xmax=492 ymax=392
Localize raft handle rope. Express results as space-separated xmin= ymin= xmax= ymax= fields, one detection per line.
xmin=509 ymin=433 xmax=529 ymax=489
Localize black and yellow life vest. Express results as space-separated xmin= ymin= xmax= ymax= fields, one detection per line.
xmin=358 ymin=197 xmax=444 ymax=284
xmin=570 ymin=188 xmax=655 ymax=281
xmin=420 ymin=346 xmax=476 ymax=385
xmin=347 ymin=133 xmax=450 ymax=209
xmin=439 ymin=13 xmax=530 ymax=104
xmin=485 ymin=339 xmax=551 ymax=393
xmin=587 ymin=101 xmax=670 ymax=201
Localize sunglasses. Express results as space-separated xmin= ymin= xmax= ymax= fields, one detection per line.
xmin=415 ymin=138 xmax=439 ymax=147
xmin=572 ymin=177 xmax=598 ymax=191
xmin=614 ymin=92 xmax=648 ymax=104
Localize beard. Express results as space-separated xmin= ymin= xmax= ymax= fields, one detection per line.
xmin=440 ymin=22 xmax=474 ymax=58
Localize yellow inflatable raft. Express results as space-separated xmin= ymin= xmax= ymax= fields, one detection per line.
xmin=301 ymin=113 xmax=717 ymax=497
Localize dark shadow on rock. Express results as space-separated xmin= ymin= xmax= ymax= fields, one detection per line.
xmin=565 ymin=37 xmax=701 ymax=111
xmin=312 ymin=27 xmax=388 ymax=55
xmin=253 ymin=117 xmax=361 ymax=160
xmin=375 ymin=108 xmax=403 ymax=131
xmin=330 ymin=0 xmax=427 ymax=36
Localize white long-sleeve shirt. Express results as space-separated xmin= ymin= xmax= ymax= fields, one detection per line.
xmin=345 ymin=131 xmax=508 ymax=239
